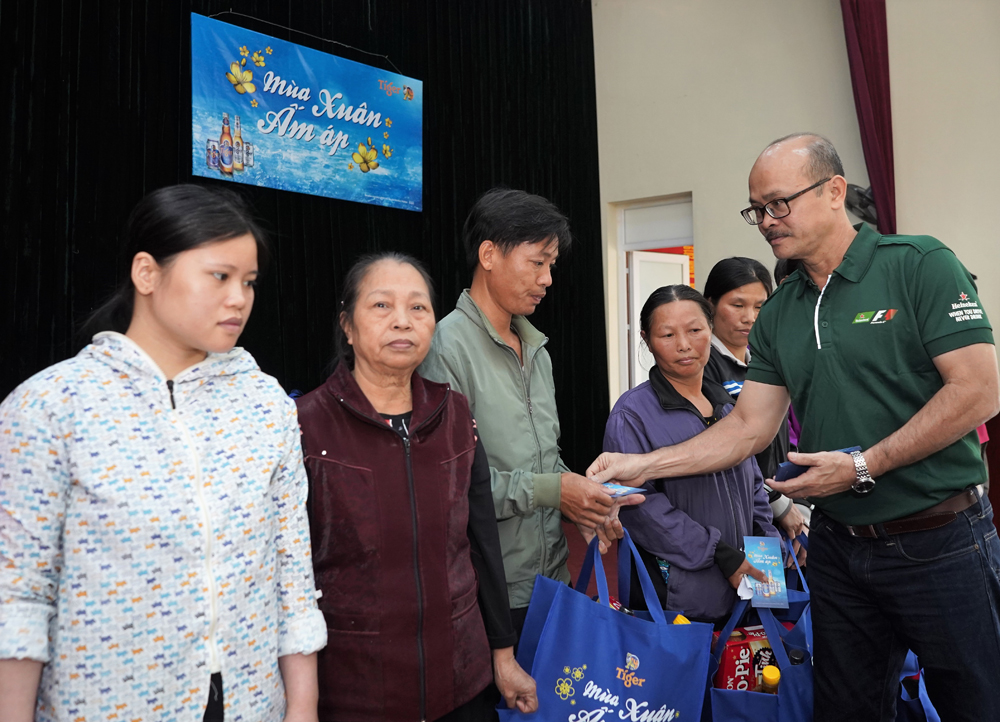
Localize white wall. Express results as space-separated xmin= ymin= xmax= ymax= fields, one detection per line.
xmin=887 ymin=0 xmax=1000 ymax=338
xmin=592 ymin=0 xmax=869 ymax=403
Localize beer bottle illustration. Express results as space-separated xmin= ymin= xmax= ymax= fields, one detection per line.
xmin=233 ymin=115 xmax=244 ymax=172
xmin=219 ymin=113 xmax=234 ymax=174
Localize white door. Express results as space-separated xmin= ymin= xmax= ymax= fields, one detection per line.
xmin=627 ymin=251 xmax=691 ymax=388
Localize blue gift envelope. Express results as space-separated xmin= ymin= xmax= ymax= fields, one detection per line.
xmin=773 ymin=445 xmax=861 ymax=481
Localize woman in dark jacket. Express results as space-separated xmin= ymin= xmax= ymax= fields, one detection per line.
xmin=605 ymin=285 xmax=778 ymax=622
xmin=701 ymin=257 xmax=808 ymax=545
xmin=296 ymin=252 xmax=536 ymax=722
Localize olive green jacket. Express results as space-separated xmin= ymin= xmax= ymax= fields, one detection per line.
xmin=418 ymin=290 xmax=571 ymax=608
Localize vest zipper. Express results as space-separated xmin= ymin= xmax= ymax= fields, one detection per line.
xmin=403 ymin=437 xmax=427 ymax=722
xmin=335 ymin=392 xmax=448 ymax=721
xmin=170 ymin=380 xmax=222 ymax=673
xmin=813 ymin=274 xmax=832 ymax=350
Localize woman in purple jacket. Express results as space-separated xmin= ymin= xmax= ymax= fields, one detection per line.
xmin=606 ymin=285 xmax=779 ymax=622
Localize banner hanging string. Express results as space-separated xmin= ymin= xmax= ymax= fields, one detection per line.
xmin=208 ymin=9 xmax=403 ymax=75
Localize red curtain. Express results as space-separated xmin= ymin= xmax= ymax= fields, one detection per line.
xmin=841 ymin=0 xmax=896 ymax=234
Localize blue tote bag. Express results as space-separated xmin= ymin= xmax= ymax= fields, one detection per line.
xmin=501 ymin=530 xmax=713 ymax=721
xmin=708 ymin=599 xmax=812 ymax=722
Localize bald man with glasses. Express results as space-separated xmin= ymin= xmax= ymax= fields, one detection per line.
xmin=590 ymin=133 xmax=1000 ymax=720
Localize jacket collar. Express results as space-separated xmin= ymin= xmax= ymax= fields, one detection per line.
xmin=86 ymin=331 xmax=254 ymax=383
xmin=710 ymin=334 xmax=749 ymax=367
xmin=648 ymin=365 xmax=734 ymax=417
xmin=324 ymin=360 xmax=449 ymax=435
xmin=455 ymin=289 xmax=547 ymax=350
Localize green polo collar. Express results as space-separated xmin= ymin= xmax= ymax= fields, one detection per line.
xmin=834 ymin=223 xmax=880 ymax=283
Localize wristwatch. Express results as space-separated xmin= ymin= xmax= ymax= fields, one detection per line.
xmin=850 ymin=450 xmax=876 ymax=495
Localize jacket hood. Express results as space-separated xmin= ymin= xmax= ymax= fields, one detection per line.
xmin=84 ymin=331 xmax=259 ymax=384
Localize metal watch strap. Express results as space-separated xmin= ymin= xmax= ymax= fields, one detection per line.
xmin=850 ymin=450 xmax=875 ymax=494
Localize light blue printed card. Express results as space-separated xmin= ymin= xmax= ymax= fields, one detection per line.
xmin=743 ymin=536 xmax=788 ymax=609
xmin=602 ymin=482 xmax=648 ymax=498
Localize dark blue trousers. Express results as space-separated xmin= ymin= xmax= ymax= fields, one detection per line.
xmin=810 ymin=490 xmax=1000 ymax=722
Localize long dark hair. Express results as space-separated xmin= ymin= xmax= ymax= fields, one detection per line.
xmin=333 ymin=251 xmax=436 ymax=371
xmin=78 ymin=184 xmax=268 ymax=343
xmin=639 ymin=285 xmax=713 ymax=338
xmin=702 ymin=257 xmax=773 ymax=304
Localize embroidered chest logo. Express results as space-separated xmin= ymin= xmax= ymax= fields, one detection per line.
xmin=853 ymin=309 xmax=898 ymax=325
xmin=949 ymin=292 xmax=982 ymax=323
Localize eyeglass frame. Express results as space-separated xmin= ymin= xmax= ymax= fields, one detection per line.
xmin=740 ymin=177 xmax=832 ymax=225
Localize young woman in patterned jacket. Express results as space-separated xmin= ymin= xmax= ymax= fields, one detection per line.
xmin=0 ymin=185 xmax=327 ymax=722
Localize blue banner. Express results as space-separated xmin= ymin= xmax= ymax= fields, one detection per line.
xmin=191 ymin=13 xmax=422 ymax=211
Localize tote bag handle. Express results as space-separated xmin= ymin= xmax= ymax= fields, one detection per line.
xmin=783 ymin=533 xmax=809 ymax=594
xmin=575 ymin=529 xmax=668 ymax=626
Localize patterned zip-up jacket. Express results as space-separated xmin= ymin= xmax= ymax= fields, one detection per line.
xmin=0 ymin=332 xmax=326 ymax=722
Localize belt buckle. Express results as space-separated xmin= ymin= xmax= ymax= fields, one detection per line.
xmin=847 ymin=524 xmax=877 ymax=538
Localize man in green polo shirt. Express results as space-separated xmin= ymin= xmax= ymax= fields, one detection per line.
xmin=587 ymin=134 xmax=1000 ymax=720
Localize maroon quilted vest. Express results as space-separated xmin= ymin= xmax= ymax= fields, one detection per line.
xmin=296 ymin=363 xmax=492 ymax=721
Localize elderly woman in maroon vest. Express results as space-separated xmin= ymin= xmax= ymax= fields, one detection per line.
xmin=296 ymin=252 xmax=537 ymax=722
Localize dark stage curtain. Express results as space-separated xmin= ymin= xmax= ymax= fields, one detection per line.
xmin=841 ymin=0 xmax=896 ymax=234
xmin=0 ymin=0 xmax=609 ymax=473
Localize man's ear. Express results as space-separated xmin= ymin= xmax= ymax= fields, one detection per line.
xmin=478 ymin=240 xmax=496 ymax=272
xmin=131 ymin=253 xmax=161 ymax=296
xmin=828 ymin=175 xmax=848 ymax=211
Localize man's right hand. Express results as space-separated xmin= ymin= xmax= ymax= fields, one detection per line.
xmin=560 ymin=472 xmax=614 ymax=526
xmin=727 ymin=558 xmax=767 ymax=590
xmin=585 ymin=452 xmax=651 ymax=486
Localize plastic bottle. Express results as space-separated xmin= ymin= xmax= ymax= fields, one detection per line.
xmin=760 ymin=665 xmax=780 ymax=694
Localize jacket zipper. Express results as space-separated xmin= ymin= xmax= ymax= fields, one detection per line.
xmin=498 ymin=341 xmax=550 ymax=575
xmin=404 ymin=437 xmax=426 ymax=722
xmin=169 ymin=379 xmax=222 ymax=673
xmin=813 ymin=274 xmax=832 ymax=350
xmin=335 ymin=392 xmax=448 ymax=722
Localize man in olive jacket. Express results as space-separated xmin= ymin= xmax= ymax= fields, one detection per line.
xmin=420 ymin=188 xmax=640 ymax=636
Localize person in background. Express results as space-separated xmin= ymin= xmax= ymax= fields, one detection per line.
xmin=296 ymin=252 xmax=536 ymax=721
xmin=702 ymin=257 xmax=809 ymax=558
xmin=419 ymin=188 xmax=641 ymax=639
xmin=604 ymin=285 xmax=777 ymax=621
xmin=588 ymin=133 xmax=1000 ymax=720
xmin=0 ymin=185 xmax=326 ymax=722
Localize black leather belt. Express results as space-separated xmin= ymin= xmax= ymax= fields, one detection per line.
xmin=845 ymin=488 xmax=980 ymax=538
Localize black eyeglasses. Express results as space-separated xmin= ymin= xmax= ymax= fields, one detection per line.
xmin=741 ymin=178 xmax=831 ymax=225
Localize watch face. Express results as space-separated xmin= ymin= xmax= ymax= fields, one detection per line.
xmin=852 ymin=478 xmax=876 ymax=495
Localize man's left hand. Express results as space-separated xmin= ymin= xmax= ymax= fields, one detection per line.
xmin=767 ymin=450 xmax=857 ymax=498
xmin=575 ymin=495 xmax=645 ymax=554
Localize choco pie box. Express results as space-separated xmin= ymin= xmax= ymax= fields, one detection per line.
xmin=712 ymin=623 xmax=793 ymax=691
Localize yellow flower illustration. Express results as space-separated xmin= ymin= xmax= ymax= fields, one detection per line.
xmin=555 ymin=678 xmax=574 ymax=701
xmin=563 ymin=666 xmax=570 ymax=674
xmin=382 ymin=144 xmax=392 ymax=158
xmin=250 ymin=99 xmax=259 ymax=108
xmin=383 ymin=131 xmax=389 ymax=139
xmin=226 ymin=62 xmax=256 ymax=94
xmin=239 ymin=45 xmax=250 ymax=57
xmin=348 ymin=162 xmax=354 ymax=170
xmin=266 ymin=46 xmax=273 ymax=54
xmin=351 ymin=143 xmax=379 ymax=172
xmin=571 ymin=667 xmax=585 ymax=681
xmin=385 ymin=119 xmax=392 ymax=127
xmin=252 ymin=51 xmax=266 ymax=67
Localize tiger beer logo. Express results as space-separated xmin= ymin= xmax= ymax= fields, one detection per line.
xmin=615 ymin=652 xmax=645 ymax=688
